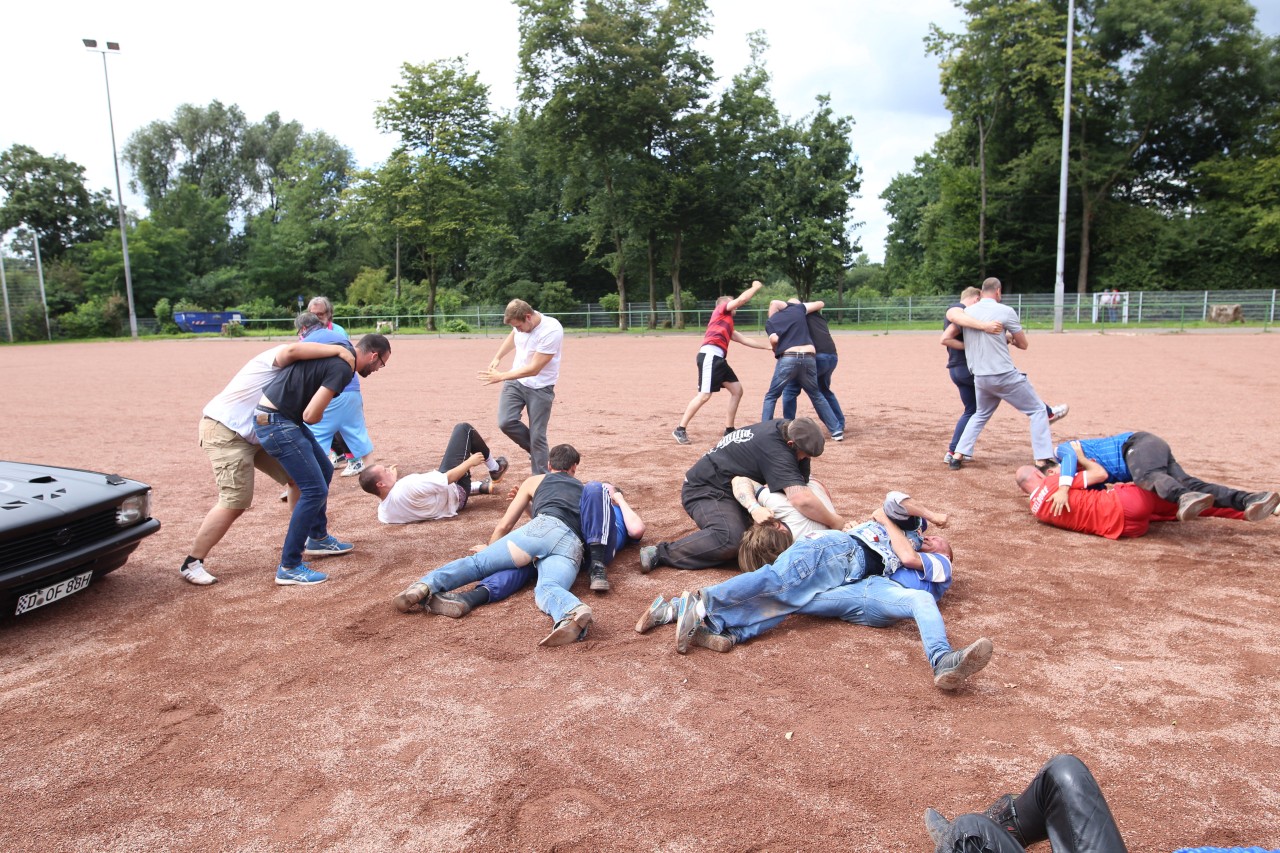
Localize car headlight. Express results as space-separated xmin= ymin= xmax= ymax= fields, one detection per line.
xmin=116 ymin=491 xmax=152 ymax=526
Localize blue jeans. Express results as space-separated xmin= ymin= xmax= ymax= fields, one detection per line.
xmin=799 ymin=576 xmax=952 ymax=666
xmin=948 ymin=364 xmax=977 ymax=453
xmin=701 ymin=532 xmax=865 ymax=642
xmin=418 ymin=515 xmax=584 ymax=622
xmin=781 ymin=352 xmax=843 ymax=432
xmin=761 ymin=355 xmax=840 ymax=434
xmin=254 ymin=414 xmax=334 ymax=569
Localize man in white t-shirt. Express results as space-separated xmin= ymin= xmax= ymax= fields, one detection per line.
xmin=479 ymin=299 xmax=564 ymax=474
xmin=358 ymin=423 xmax=509 ymax=523
xmin=181 ymin=333 xmax=355 ymax=586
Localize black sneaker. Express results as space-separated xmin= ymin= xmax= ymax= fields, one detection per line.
xmin=588 ymin=561 xmax=610 ymax=592
xmin=932 ymin=637 xmax=993 ymax=689
xmin=948 ymin=453 xmax=964 ymax=471
xmin=672 ymin=426 xmax=691 ymax=445
xmin=490 ymin=456 xmax=510 ymax=483
xmin=724 ymin=427 xmax=735 ymax=436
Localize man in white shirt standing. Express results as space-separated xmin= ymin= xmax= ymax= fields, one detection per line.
xmin=943 ymin=277 xmax=1056 ymax=471
xmin=479 ymin=299 xmax=564 ymax=474
xmin=182 ymin=334 xmax=355 ymax=585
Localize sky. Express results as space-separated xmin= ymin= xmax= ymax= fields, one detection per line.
xmin=3 ymin=0 xmax=1278 ymax=265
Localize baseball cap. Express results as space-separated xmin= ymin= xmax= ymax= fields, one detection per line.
xmin=786 ymin=418 xmax=825 ymax=457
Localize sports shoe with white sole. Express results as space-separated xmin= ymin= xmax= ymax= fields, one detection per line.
xmin=304 ymin=534 xmax=355 ymax=556
xmin=639 ymin=545 xmax=660 ymax=573
xmin=674 ymin=590 xmax=707 ymax=655
xmin=1047 ymin=404 xmax=1070 ymax=424
xmin=340 ymin=459 xmax=365 ymax=477
xmin=275 ymin=564 xmax=328 ymax=585
xmin=1176 ymin=491 xmax=1214 ymax=521
xmin=1243 ymin=490 xmax=1280 ymax=522
xmin=672 ymin=426 xmax=691 ymax=445
xmin=635 ymin=595 xmax=676 ymax=633
xmin=180 ymin=559 xmax=217 ymax=586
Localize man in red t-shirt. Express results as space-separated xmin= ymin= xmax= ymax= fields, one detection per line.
xmin=672 ymin=280 xmax=772 ymax=445
xmin=1016 ymin=460 xmax=1245 ymax=539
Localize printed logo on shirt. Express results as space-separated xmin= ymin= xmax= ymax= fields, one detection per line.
xmin=710 ymin=426 xmax=754 ymax=452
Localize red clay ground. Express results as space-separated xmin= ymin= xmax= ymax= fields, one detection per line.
xmin=1 ymin=330 xmax=1278 ymax=852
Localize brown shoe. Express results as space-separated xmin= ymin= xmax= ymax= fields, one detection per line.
xmin=539 ymin=604 xmax=593 ymax=647
xmin=393 ymin=582 xmax=431 ymax=613
xmin=1176 ymin=491 xmax=1214 ymax=521
xmin=426 ymin=591 xmax=472 ymax=618
xmin=693 ymin=628 xmax=734 ymax=653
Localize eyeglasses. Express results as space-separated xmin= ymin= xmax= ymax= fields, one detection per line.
xmin=375 ymin=351 xmax=388 ymax=367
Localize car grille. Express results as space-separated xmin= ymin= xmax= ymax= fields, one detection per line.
xmin=0 ymin=510 xmax=122 ymax=573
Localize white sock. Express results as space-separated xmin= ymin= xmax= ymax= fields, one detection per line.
xmin=486 ymin=457 xmax=500 ymax=473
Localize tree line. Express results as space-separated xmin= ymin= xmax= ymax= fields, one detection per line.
xmin=1 ymin=0 xmax=1276 ymax=341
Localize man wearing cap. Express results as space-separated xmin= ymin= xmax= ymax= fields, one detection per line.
xmin=639 ymin=417 xmax=845 ymax=571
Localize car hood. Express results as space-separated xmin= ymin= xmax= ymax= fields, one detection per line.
xmin=0 ymin=461 xmax=143 ymax=528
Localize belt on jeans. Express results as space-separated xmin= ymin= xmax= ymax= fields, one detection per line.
xmin=780 ymin=352 xmax=814 ymax=358
xmin=254 ymin=409 xmax=286 ymax=426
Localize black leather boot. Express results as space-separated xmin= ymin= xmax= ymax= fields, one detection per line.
xmin=983 ymin=794 xmax=1027 ymax=847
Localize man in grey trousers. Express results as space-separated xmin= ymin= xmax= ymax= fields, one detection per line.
xmin=943 ymin=277 xmax=1055 ymax=470
xmin=479 ymin=299 xmax=564 ymax=474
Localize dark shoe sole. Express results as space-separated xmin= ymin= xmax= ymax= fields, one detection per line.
xmin=426 ymin=593 xmax=471 ymax=618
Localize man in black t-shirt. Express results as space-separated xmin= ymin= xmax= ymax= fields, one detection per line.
xmin=253 ymin=333 xmax=391 ymax=586
xmin=639 ymin=417 xmax=847 ymax=571
xmin=760 ymin=300 xmax=842 ymax=440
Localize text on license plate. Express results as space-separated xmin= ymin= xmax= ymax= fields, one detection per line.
xmin=16 ymin=571 xmax=93 ymax=615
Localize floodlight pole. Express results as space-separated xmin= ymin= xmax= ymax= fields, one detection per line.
xmin=1052 ymin=0 xmax=1076 ymax=333
xmin=83 ymin=38 xmax=139 ymax=340
xmin=0 ymin=235 xmax=12 ymax=343
xmin=33 ymin=232 xmax=52 ymax=340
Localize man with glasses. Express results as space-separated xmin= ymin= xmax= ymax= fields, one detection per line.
xmin=305 ymin=296 xmax=377 ymax=478
xmin=254 ymin=333 xmax=391 ymax=586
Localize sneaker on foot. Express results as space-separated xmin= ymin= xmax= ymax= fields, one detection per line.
xmin=393 ymin=581 xmax=431 ymax=613
xmin=426 ymin=591 xmax=471 ymax=618
xmin=831 ymin=431 xmax=844 ymax=442
xmin=1048 ymin=403 xmax=1070 ymax=424
xmin=588 ymin=561 xmax=610 ymax=592
xmin=340 ymin=459 xmax=365 ymax=477
xmin=944 ymin=451 xmax=954 ymax=466
xmin=275 ymin=564 xmax=328 ymax=586
xmin=639 ymin=545 xmax=660 ymax=574
xmin=490 ymin=456 xmax=510 ymax=483
xmin=180 ymin=559 xmax=217 ymax=586
xmin=693 ymin=628 xmax=734 ymax=653
xmin=1035 ymin=458 xmax=1057 ymax=474
xmin=948 ymin=453 xmax=965 ymax=471
xmin=1243 ymin=490 xmax=1280 ymax=522
xmin=540 ymin=604 xmax=593 ymax=646
xmin=329 ymin=450 xmax=344 ymax=466
xmin=1176 ymin=491 xmax=1214 ymax=521
xmin=672 ymin=426 xmax=691 ymax=445
xmin=932 ymin=637 xmax=993 ymax=689
xmin=304 ymin=534 xmax=355 ymax=556
xmin=278 ymin=489 xmax=289 ymax=502
xmin=674 ymin=590 xmax=707 ymax=655
xmin=635 ymin=595 xmax=676 ymax=633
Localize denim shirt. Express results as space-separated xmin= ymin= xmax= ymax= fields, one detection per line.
xmin=846 ymin=520 xmax=924 ymax=578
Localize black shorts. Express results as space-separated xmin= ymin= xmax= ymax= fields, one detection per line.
xmin=695 ymin=351 xmax=738 ymax=393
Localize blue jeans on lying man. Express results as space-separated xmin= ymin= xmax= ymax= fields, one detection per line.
xmin=254 ymin=413 xmax=334 ymax=570
xmin=416 ymin=514 xmax=584 ymax=623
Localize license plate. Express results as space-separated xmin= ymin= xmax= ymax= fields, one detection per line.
xmin=16 ymin=571 xmax=93 ymax=615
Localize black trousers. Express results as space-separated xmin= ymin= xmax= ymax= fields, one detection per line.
xmin=437 ymin=422 xmax=490 ymax=492
xmin=948 ymin=754 xmax=1127 ymax=853
xmin=1124 ymin=431 xmax=1252 ymax=510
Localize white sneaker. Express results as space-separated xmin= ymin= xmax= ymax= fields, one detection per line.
xmin=1048 ymin=404 xmax=1070 ymax=423
xmin=180 ymin=559 xmax=217 ymax=585
xmin=340 ymin=459 xmax=365 ymax=477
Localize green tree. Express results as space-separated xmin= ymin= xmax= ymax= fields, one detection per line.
xmin=0 ymin=144 xmax=115 ymax=259
xmin=123 ymin=101 xmax=253 ymax=214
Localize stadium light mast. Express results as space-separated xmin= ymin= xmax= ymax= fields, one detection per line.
xmin=0 ymin=233 xmax=12 ymax=343
xmin=1052 ymin=0 xmax=1076 ymax=333
xmin=83 ymin=38 xmax=139 ymax=340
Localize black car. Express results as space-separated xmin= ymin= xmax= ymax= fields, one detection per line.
xmin=0 ymin=461 xmax=160 ymax=616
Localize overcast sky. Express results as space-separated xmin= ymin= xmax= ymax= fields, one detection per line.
xmin=3 ymin=1 xmax=1278 ymax=265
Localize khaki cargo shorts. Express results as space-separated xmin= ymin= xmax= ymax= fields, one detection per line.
xmin=200 ymin=416 xmax=290 ymax=510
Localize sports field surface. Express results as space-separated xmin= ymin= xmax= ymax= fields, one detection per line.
xmin=2 ymin=330 xmax=1278 ymax=851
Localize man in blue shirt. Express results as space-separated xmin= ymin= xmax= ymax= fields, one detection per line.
xmin=1045 ymin=431 xmax=1279 ymax=522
